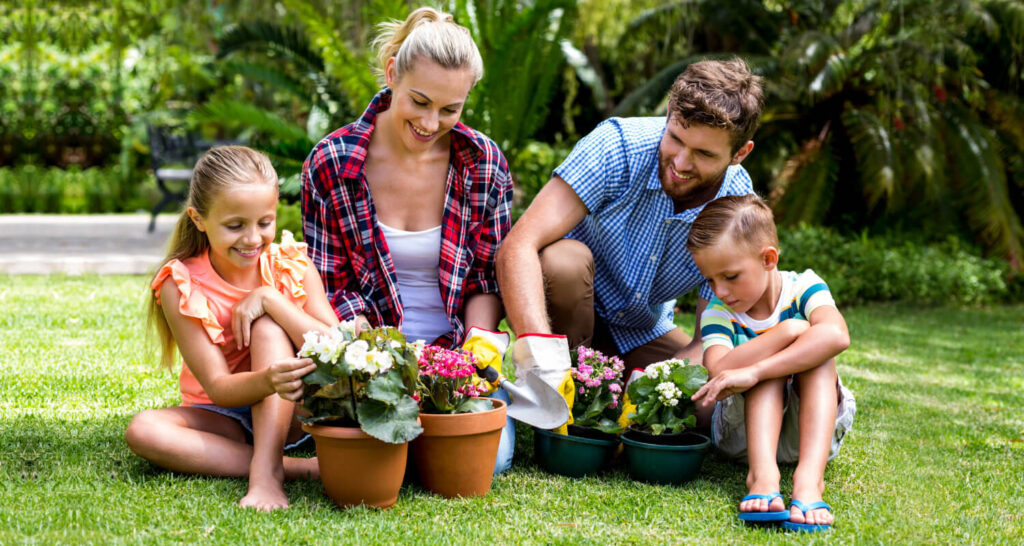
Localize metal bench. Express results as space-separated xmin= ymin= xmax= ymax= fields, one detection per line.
xmin=146 ymin=124 xmax=199 ymax=233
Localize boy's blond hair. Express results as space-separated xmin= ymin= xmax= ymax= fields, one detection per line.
xmin=686 ymin=194 xmax=778 ymax=255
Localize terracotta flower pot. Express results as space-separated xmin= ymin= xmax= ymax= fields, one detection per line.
xmin=410 ymin=397 xmax=507 ymax=498
xmin=302 ymin=423 xmax=410 ymax=509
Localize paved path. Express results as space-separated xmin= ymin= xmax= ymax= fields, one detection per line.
xmin=0 ymin=214 xmax=176 ymax=275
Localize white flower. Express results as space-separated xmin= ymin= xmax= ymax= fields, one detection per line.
xmin=344 ymin=340 xmax=370 ymax=371
xmin=367 ymin=348 xmax=392 ymax=374
xmin=644 ymin=361 xmax=671 ymax=380
xmin=655 ymin=381 xmax=682 ymax=406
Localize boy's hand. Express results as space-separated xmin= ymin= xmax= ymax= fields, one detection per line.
xmin=267 ymin=357 xmax=316 ymax=401
xmin=691 ymin=366 xmax=760 ymax=407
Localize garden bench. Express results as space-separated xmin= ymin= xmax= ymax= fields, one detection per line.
xmin=146 ymin=125 xmax=244 ymax=232
xmin=146 ymin=124 xmax=200 ymax=233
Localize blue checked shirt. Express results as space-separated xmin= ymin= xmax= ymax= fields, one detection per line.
xmin=554 ymin=117 xmax=754 ymax=353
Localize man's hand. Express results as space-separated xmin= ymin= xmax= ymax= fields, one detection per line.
xmin=691 ymin=366 xmax=760 ymax=408
xmin=267 ymin=357 xmax=317 ymax=401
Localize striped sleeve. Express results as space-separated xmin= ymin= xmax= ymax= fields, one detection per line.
xmin=700 ymin=297 xmax=736 ymax=352
xmin=795 ymin=269 xmax=836 ymax=319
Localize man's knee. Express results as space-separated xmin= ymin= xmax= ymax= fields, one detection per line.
xmin=539 ymin=239 xmax=594 ymax=287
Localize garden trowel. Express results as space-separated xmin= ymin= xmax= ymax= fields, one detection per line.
xmin=477 ymin=365 xmax=570 ymax=429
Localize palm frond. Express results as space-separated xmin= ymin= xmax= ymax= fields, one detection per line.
xmin=560 ymin=39 xmax=609 ymax=113
xmin=841 ymin=108 xmax=897 ymax=209
xmin=191 ymin=99 xmax=314 ymax=153
xmin=222 ymin=59 xmax=313 ymax=105
xmin=216 ymin=21 xmax=324 ymax=74
xmin=771 ymin=136 xmax=838 ymax=227
xmin=942 ymin=104 xmax=1024 ymax=269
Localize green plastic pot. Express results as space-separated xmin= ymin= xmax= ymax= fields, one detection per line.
xmin=533 ymin=426 xmax=619 ymax=477
xmin=620 ymin=430 xmax=710 ymax=485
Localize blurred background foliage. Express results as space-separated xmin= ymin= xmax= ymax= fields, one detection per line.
xmin=2 ymin=0 xmax=1022 ymax=294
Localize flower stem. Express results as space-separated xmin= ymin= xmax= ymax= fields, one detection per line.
xmin=349 ymin=375 xmax=358 ymax=419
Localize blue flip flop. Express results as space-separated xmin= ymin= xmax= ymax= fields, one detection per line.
xmin=738 ymin=492 xmax=790 ymax=523
xmin=782 ymin=499 xmax=833 ymax=532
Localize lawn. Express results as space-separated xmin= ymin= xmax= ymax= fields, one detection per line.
xmin=1 ymin=275 xmax=1022 ymax=544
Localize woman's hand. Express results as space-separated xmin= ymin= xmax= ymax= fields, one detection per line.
xmin=232 ymin=287 xmax=276 ymax=349
xmin=691 ymin=366 xmax=761 ymax=408
xmin=353 ymin=314 xmax=372 ymax=335
xmin=267 ymin=357 xmax=317 ymax=401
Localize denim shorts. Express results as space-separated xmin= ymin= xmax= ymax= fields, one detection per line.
xmin=191 ymin=404 xmax=312 ymax=452
xmin=711 ymin=375 xmax=856 ymax=464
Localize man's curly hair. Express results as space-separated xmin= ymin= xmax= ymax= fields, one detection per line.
xmin=668 ymin=58 xmax=764 ymax=154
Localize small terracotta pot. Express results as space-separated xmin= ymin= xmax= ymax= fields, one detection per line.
xmin=410 ymin=398 xmax=507 ymax=498
xmin=302 ymin=423 xmax=409 ymax=509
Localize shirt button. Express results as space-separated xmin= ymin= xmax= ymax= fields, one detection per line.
xmin=617 ymin=312 xmax=624 ymax=318
xmin=649 ymin=255 xmax=656 ymax=262
xmin=635 ymin=292 xmax=642 ymax=299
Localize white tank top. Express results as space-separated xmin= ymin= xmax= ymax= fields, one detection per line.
xmin=378 ymin=221 xmax=452 ymax=343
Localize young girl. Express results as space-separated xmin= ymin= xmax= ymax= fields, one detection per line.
xmin=687 ymin=194 xmax=856 ymax=532
xmin=125 ymin=146 xmax=337 ymax=512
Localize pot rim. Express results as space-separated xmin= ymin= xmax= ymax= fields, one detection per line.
xmin=533 ymin=426 xmax=619 ymax=447
xmin=415 ymin=397 xmax=507 ymax=437
xmin=620 ymin=431 xmax=710 ymax=451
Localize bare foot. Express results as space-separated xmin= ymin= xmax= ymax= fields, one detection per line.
xmin=741 ymin=471 xmax=786 ymax=514
xmin=238 ymin=479 xmax=289 ymax=512
xmin=284 ymin=456 xmax=319 ymax=481
xmin=789 ymin=483 xmax=833 ymax=525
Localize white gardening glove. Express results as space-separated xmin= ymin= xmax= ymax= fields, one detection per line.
xmin=512 ymin=334 xmax=574 ymax=434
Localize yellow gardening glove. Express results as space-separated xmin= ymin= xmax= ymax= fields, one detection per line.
xmin=462 ymin=327 xmax=510 ymax=395
xmin=617 ymin=369 xmax=644 ymax=430
xmin=551 ymin=370 xmax=575 ymax=435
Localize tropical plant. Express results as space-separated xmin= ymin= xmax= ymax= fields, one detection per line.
xmin=564 ymin=0 xmax=1024 ymax=272
xmin=297 ymin=321 xmax=423 ymax=444
xmin=626 ymin=359 xmax=707 ymax=435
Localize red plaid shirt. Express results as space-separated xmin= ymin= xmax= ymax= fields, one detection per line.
xmin=301 ymin=89 xmax=513 ymax=346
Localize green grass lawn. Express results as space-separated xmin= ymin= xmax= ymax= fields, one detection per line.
xmin=2 ymin=275 xmax=1022 ymax=544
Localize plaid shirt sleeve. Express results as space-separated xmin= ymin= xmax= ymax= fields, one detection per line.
xmin=465 ymin=146 xmax=513 ymax=296
xmin=300 ymin=144 xmax=368 ymax=321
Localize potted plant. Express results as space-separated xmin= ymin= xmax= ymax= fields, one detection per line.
xmin=409 ymin=344 xmax=507 ymax=498
xmin=534 ymin=347 xmax=625 ymax=477
xmin=297 ymin=321 xmax=423 ymax=509
xmin=620 ymin=358 xmax=711 ymax=485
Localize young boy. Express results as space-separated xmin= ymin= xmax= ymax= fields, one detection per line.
xmin=687 ymin=194 xmax=856 ymax=532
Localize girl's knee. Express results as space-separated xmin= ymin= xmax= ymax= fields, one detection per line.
xmin=124 ymin=409 xmax=168 ymax=454
xmin=251 ymin=315 xmax=287 ymax=339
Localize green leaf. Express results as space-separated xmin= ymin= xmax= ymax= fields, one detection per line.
xmin=673 ymin=365 xmax=708 ymax=397
xmin=302 ymin=359 xmax=336 ymax=386
xmin=594 ymin=417 xmax=623 ymax=435
xmin=455 ymin=397 xmax=493 ymax=414
xmin=357 ymin=396 xmax=423 ymax=444
xmin=366 ymin=370 xmax=407 ymax=405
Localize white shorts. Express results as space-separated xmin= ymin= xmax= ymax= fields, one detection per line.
xmin=711 ymin=375 xmax=856 ymax=464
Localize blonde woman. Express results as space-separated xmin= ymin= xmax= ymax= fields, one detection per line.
xmin=300 ymin=7 xmax=515 ymax=472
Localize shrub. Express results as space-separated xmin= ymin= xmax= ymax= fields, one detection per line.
xmin=0 ymin=166 xmax=151 ymax=213
xmin=508 ymin=141 xmax=571 ymax=221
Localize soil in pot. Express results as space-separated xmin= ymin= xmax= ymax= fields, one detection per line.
xmin=622 ymin=427 xmax=708 ymax=446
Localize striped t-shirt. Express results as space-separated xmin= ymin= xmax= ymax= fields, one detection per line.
xmin=700 ymin=269 xmax=835 ymax=351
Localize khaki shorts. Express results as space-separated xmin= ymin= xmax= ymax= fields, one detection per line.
xmin=711 ymin=375 xmax=856 ymax=464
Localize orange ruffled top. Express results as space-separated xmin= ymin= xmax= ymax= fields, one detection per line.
xmin=151 ymin=231 xmax=310 ymax=406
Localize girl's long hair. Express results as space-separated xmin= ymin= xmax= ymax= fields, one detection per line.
xmin=148 ymin=146 xmax=278 ymax=368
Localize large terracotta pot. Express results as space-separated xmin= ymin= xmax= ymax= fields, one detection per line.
xmin=302 ymin=423 xmax=409 ymax=509
xmin=410 ymin=397 xmax=506 ymax=498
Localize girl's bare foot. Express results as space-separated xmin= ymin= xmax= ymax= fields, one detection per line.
xmin=238 ymin=479 xmax=289 ymax=512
